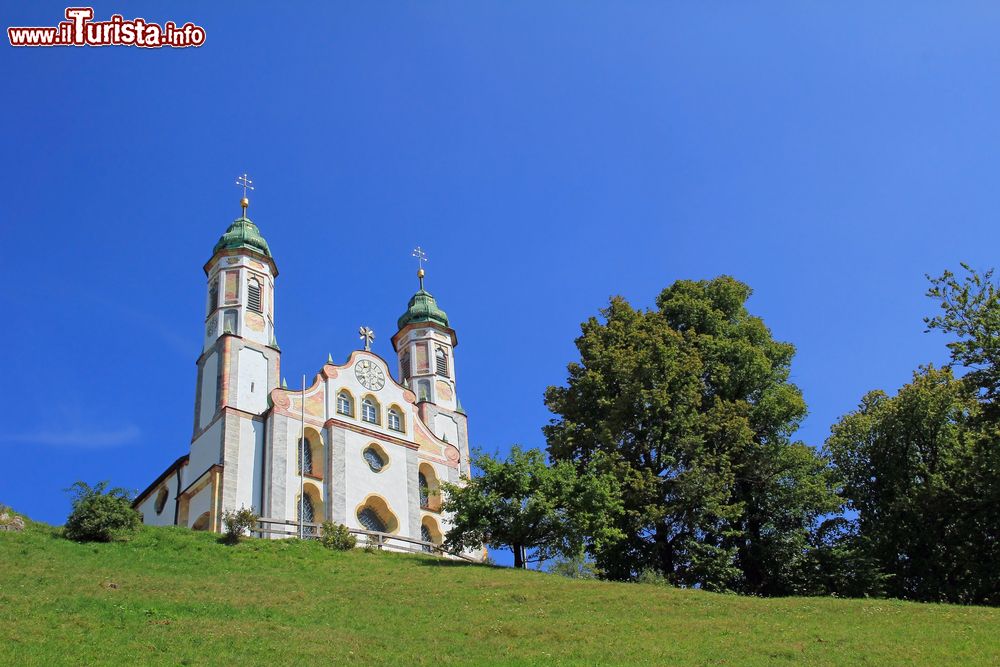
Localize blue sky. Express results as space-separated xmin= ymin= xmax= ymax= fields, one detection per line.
xmin=3 ymin=2 xmax=1000 ymax=567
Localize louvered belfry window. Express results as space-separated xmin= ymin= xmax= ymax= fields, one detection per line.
xmin=247 ymin=278 xmax=263 ymax=313
xmin=435 ymin=347 xmax=449 ymax=377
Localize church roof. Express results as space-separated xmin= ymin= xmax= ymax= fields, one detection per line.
xmin=213 ymin=215 xmax=272 ymax=258
xmin=397 ymin=288 xmax=450 ymax=330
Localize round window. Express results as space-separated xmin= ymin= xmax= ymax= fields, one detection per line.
xmin=363 ymin=445 xmax=386 ymax=472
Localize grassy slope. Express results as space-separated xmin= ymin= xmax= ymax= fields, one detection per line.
xmin=0 ymin=522 xmax=997 ymax=666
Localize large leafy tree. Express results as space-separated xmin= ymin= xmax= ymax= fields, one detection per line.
xmin=821 ymin=264 xmax=1000 ymax=605
xmin=544 ymin=277 xmax=839 ymax=593
xmin=442 ymin=447 xmax=622 ymax=568
xmin=824 ymin=366 xmax=992 ymax=603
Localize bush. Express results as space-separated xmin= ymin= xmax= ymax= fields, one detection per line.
xmin=636 ymin=568 xmax=670 ymax=586
xmin=0 ymin=504 xmax=25 ymax=532
xmin=319 ymin=521 xmax=357 ymax=551
xmin=64 ymin=481 xmax=140 ymax=542
xmin=222 ymin=506 xmax=259 ymax=545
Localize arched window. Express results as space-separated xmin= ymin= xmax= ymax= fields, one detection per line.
xmin=419 ymin=471 xmax=430 ymax=509
xmin=247 ymin=277 xmax=262 ymax=313
xmin=358 ymin=507 xmax=387 ymax=533
xmin=154 ymin=487 xmax=169 ymax=515
xmin=363 ymin=445 xmax=386 ymax=472
xmin=223 ymin=309 xmax=239 ymax=335
xmin=435 ymin=347 xmax=449 ymax=377
xmin=207 ymin=277 xmax=219 ymax=315
xmin=421 ymin=523 xmax=433 ymax=552
xmin=191 ymin=512 xmax=210 ymax=531
xmin=361 ymin=397 xmax=379 ymax=424
xmin=298 ymin=493 xmax=315 ymax=535
xmin=418 ymin=463 xmax=442 ymax=511
xmin=337 ymin=391 xmax=354 ymax=417
xmin=387 ymin=407 xmax=403 ymax=432
xmin=298 ymin=437 xmax=313 ymax=475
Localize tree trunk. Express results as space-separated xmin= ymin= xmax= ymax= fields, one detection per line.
xmin=513 ymin=543 xmax=524 ymax=568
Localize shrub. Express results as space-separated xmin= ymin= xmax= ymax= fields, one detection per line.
xmin=319 ymin=521 xmax=357 ymax=550
xmin=64 ymin=481 xmax=140 ymax=542
xmin=636 ymin=568 xmax=671 ymax=586
xmin=0 ymin=504 xmax=25 ymax=532
xmin=222 ymin=506 xmax=259 ymax=545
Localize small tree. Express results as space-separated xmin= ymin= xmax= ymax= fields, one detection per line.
xmin=442 ymin=447 xmax=622 ymax=569
xmin=222 ymin=506 xmax=259 ymax=545
xmin=64 ymin=481 xmax=140 ymax=542
xmin=548 ymin=550 xmax=600 ymax=579
xmin=320 ymin=521 xmax=357 ymax=551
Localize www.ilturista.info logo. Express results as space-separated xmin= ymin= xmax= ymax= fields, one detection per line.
xmin=8 ymin=7 xmax=205 ymax=48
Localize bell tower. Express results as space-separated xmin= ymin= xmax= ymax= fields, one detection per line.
xmin=193 ymin=176 xmax=280 ymax=436
xmin=391 ymin=248 xmax=470 ymax=475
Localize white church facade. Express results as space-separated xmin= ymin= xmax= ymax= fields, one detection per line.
xmin=133 ymin=189 xmax=472 ymax=556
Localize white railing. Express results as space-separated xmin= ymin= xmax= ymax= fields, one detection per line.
xmin=254 ymin=517 xmax=474 ymax=561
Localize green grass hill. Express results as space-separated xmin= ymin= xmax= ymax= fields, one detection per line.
xmin=1 ymin=519 xmax=997 ymax=666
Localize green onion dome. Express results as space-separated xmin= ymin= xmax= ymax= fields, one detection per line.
xmin=213 ymin=215 xmax=271 ymax=258
xmin=397 ymin=288 xmax=449 ymax=329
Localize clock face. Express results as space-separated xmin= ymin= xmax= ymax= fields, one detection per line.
xmin=355 ymin=359 xmax=386 ymax=391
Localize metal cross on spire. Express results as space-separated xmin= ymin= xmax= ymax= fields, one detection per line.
xmin=359 ymin=326 xmax=375 ymax=351
xmin=235 ymin=173 xmax=254 ymax=214
xmin=412 ymin=246 xmax=428 ymax=289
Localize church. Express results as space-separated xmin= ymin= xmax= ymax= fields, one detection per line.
xmin=133 ymin=180 xmax=473 ymax=556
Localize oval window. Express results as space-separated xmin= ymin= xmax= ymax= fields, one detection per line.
xmin=154 ymin=487 xmax=168 ymax=515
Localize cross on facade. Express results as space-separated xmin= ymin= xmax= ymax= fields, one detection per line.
xmin=359 ymin=326 xmax=375 ymax=351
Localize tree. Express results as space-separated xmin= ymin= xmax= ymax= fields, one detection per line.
xmin=442 ymin=447 xmax=623 ymax=569
xmin=824 ymin=366 xmax=996 ymax=604
xmin=819 ymin=264 xmax=1000 ymax=605
xmin=64 ymin=481 xmax=141 ymax=542
xmin=544 ymin=277 xmax=840 ymax=593
xmin=927 ymin=263 xmax=1000 ymax=415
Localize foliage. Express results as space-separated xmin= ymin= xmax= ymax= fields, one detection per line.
xmin=319 ymin=521 xmax=357 ymax=551
xmin=2 ymin=523 xmax=997 ymax=666
xmin=926 ymin=263 xmax=1000 ymax=413
xmin=63 ymin=481 xmax=140 ymax=543
xmin=544 ymin=277 xmax=841 ymax=593
xmin=635 ymin=568 xmax=673 ymax=586
xmin=221 ymin=506 xmax=259 ymax=545
xmin=826 ymin=365 xmax=999 ymax=605
xmin=547 ymin=550 xmax=600 ymax=579
xmin=442 ymin=446 xmax=623 ymax=568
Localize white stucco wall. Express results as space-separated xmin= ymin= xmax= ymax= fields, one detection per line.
xmin=136 ymin=470 xmax=179 ymax=527
xmin=199 ymin=351 xmax=218 ymax=429
xmin=236 ymin=347 xmax=268 ymax=415
xmin=189 ymin=419 xmax=222 ymax=480
xmin=433 ymin=413 xmax=459 ymax=445
xmin=237 ymin=417 xmax=264 ymax=512
xmin=187 ymin=484 xmax=212 ymax=528
xmin=343 ymin=430 xmax=410 ymax=534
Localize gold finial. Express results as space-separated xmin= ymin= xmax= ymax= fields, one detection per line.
xmin=412 ymin=246 xmax=428 ymax=290
xmin=235 ymin=173 xmax=254 ymax=215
